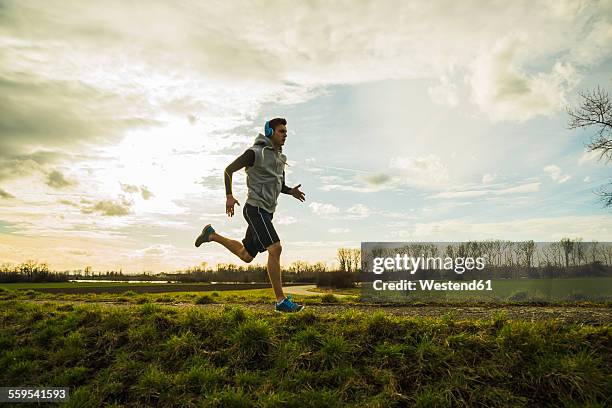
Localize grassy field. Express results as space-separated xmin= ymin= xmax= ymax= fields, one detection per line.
xmin=0 ymin=282 xmax=336 ymax=309
xmin=1 ymin=299 xmax=610 ymax=407
xmin=0 ymin=282 xmax=307 ymax=291
xmin=0 ymin=282 xmax=192 ymax=289
xmin=2 ymin=279 xmax=612 ymax=308
xmin=0 ymin=285 xmax=336 ymax=307
xmin=2 ymin=277 xmax=612 ymax=305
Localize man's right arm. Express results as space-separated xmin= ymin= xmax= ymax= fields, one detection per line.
xmin=224 ymin=149 xmax=255 ymax=196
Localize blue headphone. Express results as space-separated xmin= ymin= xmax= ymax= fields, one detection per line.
xmin=264 ymin=121 xmax=273 ymax=138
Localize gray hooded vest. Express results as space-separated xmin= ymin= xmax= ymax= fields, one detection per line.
xmin=245 ymin=133 xmax=287 ymax=213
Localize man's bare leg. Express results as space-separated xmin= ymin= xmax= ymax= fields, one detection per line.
xmin=267 ymin=242 xmax=285 ymax=302
xmin=209 ymin=232 xmax=254 ymax=263
xmin=207 ymin=231 xmax=285 ymax=302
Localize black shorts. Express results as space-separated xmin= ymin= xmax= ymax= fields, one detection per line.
xmin=242 ymin=203 xmax=280 ymax=258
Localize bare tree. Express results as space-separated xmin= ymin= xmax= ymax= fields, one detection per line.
xmin=560 ymin=238 xmax=574 ymax=267
xmin=519 ymin=240 xmax=536 ymax=268
xmin=574 ymin=238 xmax=586 ymax=266
xmin=596 ymin=182 xmax=612 ymax=207
xmin=289 ymin=260 xmax=309 ymax=274
xmin=567 ymin=86 xmax=612 ymax=206
xmin=350 ymin=248 xmax=361 ymax=272
xmin=312 ymin=262 xmax=327 ymax=273
xmin=337 ymin=248 xmax=351 ymax=272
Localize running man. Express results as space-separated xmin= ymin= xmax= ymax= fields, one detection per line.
xmin=195 ymin=118 xmax=306 ymax=312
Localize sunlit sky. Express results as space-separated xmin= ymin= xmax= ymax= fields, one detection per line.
xmin=1 ymin=0 xmax=611 ymax=273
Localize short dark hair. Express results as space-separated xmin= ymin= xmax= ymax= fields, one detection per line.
xmin=268 ymin=118 xmax=287 ymax=131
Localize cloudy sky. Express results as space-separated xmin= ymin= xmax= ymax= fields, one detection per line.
xmin=1 ymin=0 xmax=611 ymax=273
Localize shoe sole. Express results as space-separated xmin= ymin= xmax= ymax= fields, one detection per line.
xmin=275 ymin=305 xmax=305 ymax=313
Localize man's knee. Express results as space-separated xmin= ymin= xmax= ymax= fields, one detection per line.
xmin=268 ymin=241 xmax=282 ymax=257
xmin=240 ymin=249 xmax=254 ymax=263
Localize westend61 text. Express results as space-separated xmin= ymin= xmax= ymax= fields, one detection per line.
xmin=373 ymin=279 xmax=493 ymax=291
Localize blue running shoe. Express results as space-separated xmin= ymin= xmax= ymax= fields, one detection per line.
xmin=195 ymin=224 xmax=215 ymax=247
xmin=275 ymin=294 xmax=304 ymax=313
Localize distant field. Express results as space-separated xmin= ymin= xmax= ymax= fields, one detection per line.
xmin=0 ymin=281 xmax=211 ymax=289
xmin=0 ymin=285 xmax=340 ymax=307
xmin=0 ymin=282 xmax=308 ymax=293
xmin=2 ymin=278 xmax=611 ymax=304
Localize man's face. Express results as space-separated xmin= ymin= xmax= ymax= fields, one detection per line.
xmin=271 ymin=124 xmax=287 ymax=146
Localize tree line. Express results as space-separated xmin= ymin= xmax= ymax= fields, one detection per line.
xmin=361 ymin=239 xmax=612 ymax=269
xmin=3 ymin=239 xmax=610 ymax=284
xmin=0 ymin=259 xmax=331 ymax=284
xmin=359 ymin=239 xmax=612 ymax=280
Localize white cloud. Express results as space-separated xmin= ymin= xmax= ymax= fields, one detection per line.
xmin=319 ymin=184 xmax=387 ymax=193
xmin=329 ymin=227 xmax=350 ymax=234
xmin=469 ymin=35 xmax=580 ymax=122
xmin=133 ymin=244 xmax=177 ymax=258
xmin=309 ymin=202 xmax=340 ymax=216
xmin=81 ymin=197 xmax=133 ymax=217
xmin=428 ymin=76 xmax=459 ymax=106
xmin=346 ymin=203 xmax=371 ymax=219
xmin=431 ymin=181 xmax=540 ymax=199
xmin=276 ymin=215 xmax=298 ymax=225
xmin=391 ymin=215 xmax=612 ymax=241
xmin=543 ymin=165 xmax=571 ymax=183
xmin=3 ymin=1 xmax=606 ymax=128
xmin=482 ymin=173 xmax=496 ymax=184
xmin=309 ymin=202 xmax=371 ymax=220
xmin=433 ymin=190 xmax=488 ymax=199
xmin=390 ymin=154 xmax=450 ymax=188
xmin=496 ymin=182 xmax=541 ymax=194
xmin=578 ymin=150 xmax=602 ymax=165
xmin=584 ymin=176 xmax=591 ymax=183
xmin=568 ymin=19 xmax=612 ymax=66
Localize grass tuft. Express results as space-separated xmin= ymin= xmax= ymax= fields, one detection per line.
xmin=223 ymin=305 xmax=248 ymax=323
xmin=230 ymin=320 xmax=275 ymax=368
xmin=317 ymin=334 xmax=352 ymax=369
xmin=320 ymin=293 xmax=340 ymax=303
xmin=131 ymin=366 xmax=171 ymax=405
xmin=195 ymin=294 xmax=215 ymax=304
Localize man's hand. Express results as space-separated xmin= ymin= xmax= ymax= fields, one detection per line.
xmin=290 ymin=184 xmax=306 ymax=202
xmin=226 ymin=195 xmax=240 ymax=217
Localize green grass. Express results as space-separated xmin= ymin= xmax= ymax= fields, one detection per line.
xmin=0 ymin=286 xmax=308 ymax=304
xmin=320 ymin=293 xmax=341 ymax=303
xmin=195 ymin=294 xmax=216 ymax=304
xmin=1 ymin=300 xmax=610 ymax=407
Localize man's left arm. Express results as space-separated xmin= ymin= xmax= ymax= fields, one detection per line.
xmin=282 ymin=171 xmax=305 ymax=201
xmin=281 ymin=171 xmax=291 ymax=194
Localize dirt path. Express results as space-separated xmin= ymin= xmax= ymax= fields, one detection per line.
xmin=284 ymin=285 xmax=351 ymax=297
xmin=17 ymin=300 xmax=611 ymax=324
